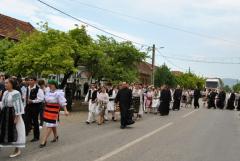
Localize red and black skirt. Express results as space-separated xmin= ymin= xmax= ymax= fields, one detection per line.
xmin=43 ymin=104 xmax=60 ymax=124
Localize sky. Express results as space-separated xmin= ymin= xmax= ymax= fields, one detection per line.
xmin=0 ymin=0 xmax=240 ymax=79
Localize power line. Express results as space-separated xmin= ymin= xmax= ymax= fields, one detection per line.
xmin=156 ymin=49 xmax=187 ymax=71
xmin=69 ymin=0 xmax=240 ymax=46
xmin=36 ymin=0 xmax=150 ymax=47
xmin=159 ymin=54 xmax=240 ymax=65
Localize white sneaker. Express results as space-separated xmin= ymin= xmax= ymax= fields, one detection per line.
xmin=9 ymin=150 xmax=21 ymax=158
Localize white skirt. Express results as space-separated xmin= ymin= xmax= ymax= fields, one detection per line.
xmin=152 ymin=99 xmax=160 ymax=108
xmin=107 ymin=101 xmax=115 ymax=111
xmin=0 ymin=115 xmax=26 ymax=148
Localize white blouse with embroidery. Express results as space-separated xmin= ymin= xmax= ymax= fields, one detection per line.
xmin=45 ymin=90 xmax=67 ymax=107
xmin=0 ymin=90 xmax=24 ymax=115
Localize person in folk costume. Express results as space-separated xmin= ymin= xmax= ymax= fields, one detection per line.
xmin=158 ymin=85 xmax=172 ymax=116
xmin=115 ymin=82 xmax=134 ymax=129
xmin=226 ymin=91 xmax=236 ymax=110
xmin=85 ymin=84 xmax=98 ymax=124
xmin=39 ymin=80 xmax=69 ymax=148
xmin=142 ymin=85 xmax=147 ymax=112
xmin=145 ymin=87 xmax=154 ymax=113
xmin=216 ymin=89 xmax=226 ymax=110
xmin=193 ymin=87 xmax=201 ymax=109
xmin=137 ymin=84 xmax=144 ymax=118
xmin=132 ymin=84 xmax=143 ymax=118
xmin=185 ymin=90 xmax=192 ymax=108
xmin=172 ymin=85 xmax=182 ymax=111
xmin=25 ymin=76 xmax=44 ymax=142
xmin=97 ymin=86 xmax=109 ymax=125
xmin=107 ymin=85 xmax=118 ymax=121
xmin=152 ymin=88 xmax=160 ymax=114
xmin=0 ymin=78 xmax=25 ymax=158
xmin=202 ymin=89 xmax=208 ymax=107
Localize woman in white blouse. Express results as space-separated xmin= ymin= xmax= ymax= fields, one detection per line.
xmin=0 ymin=78 xmax=25 ymax=158
xmin=40 ymin=80 xmax=69 ymax=148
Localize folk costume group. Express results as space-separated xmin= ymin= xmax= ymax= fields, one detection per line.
xmin=84 ymin=83 xmax=201 ymax=129
xmin=1 ymin=75 xmax=240 ymax=158
xmin=0 ymin=77 xmax=69 ymax=158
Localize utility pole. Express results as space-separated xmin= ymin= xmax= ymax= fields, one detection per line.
xmin=152 ymin=44 xmax=156 ymax=85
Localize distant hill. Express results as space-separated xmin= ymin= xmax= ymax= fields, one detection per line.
xmin=222 ymin=78 xmax=239 ymax=87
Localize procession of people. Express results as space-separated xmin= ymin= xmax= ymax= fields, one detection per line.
xmin=0 ymin=73 xmax=240 ymax=158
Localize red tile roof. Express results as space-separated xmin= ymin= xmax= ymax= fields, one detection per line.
xmin=137 ymin=62 xmax=152 ymax=75
xmin=137 ymin=61 xmax=158 ymax=75
xmin=0 ymin=13 xmax=34 ymax=40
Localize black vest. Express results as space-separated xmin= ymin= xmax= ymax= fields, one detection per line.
xmin=87 ymin=89 xmax=97 ymax=102
xmin=27 ymin=85 xmax=41 ymax=106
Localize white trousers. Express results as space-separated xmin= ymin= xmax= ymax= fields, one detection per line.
xmin=87 ymin=102 xmax=97 ymax=122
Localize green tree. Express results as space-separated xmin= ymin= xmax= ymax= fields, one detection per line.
xmin=5 ymin=29 xmax=76 ymax=78
xmin=154 ymin=64 xmax=176 ymax=87
xmin=175 ymin=72 xmax=204 ymax=89
xmin=223 ymin=85 xmax=232 ymax=92
xmin=91 ymin=36 xmax=147 ymax=83
xmin=0 ymin=39 xmax=14 ymax=71
xmin=233 ymin=83 xmax=240 ymax=92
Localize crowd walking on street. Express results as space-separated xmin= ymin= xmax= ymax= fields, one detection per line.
xmin=0 ymin=73 xmax=240 ymax=158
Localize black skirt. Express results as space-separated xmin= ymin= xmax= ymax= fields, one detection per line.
xmin=132 ymin=97 xmax=140 ymax=113
xmin=0 ymin=107 xmax=17 ymax=144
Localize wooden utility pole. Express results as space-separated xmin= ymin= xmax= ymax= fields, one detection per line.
xmin=152 ymin=44 xmax=156 ymax=85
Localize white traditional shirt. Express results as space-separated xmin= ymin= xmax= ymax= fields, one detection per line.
xmin=28 ymin=84 xmax=45 ymax=103
xmin=0 ymin=90 xmax=24 ymax=115
xmin=97 ymin=92 xmax=109 ymax=104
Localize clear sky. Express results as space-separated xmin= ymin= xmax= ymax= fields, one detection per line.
xmin=0 ymin=0 xmax=240 ymax=79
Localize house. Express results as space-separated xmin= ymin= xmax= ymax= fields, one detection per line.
xmin=137 ymin=62 xmax=155 ymax=85
xmin=0 ymin=13 xmax=34 ymax=41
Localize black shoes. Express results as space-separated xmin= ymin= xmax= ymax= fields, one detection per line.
xmin=51 ymin=136 xmax=59 ymax=143
xmin=39 ymin=142 xmax=47 ymax=148
xmin=120 ymin=125 xmax=126 ymax=129
xmin=30 ymin=138 xmax=39 ymax=142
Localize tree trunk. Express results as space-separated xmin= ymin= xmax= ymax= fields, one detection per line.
xmin=59 ymin=55 xmax=80 ymax=89
xmin=59 ymin=71 xmax=73 ymax=89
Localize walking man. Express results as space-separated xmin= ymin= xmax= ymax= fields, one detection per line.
xmin=25 ymin=77 xmax=44 ymax=142
xmin=115 ymin=82 xmax=134 ymax=129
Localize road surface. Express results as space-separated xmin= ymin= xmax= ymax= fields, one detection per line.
xmin=1 ymin=107 xmax=240 ymax=161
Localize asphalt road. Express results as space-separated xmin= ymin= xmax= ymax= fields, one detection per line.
xmin=1 ymin=106 xmax=240 ymax=161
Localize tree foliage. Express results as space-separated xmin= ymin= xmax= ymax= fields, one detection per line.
xmin=1 ymin=23 xmax=147 ymax=87
xmin=223 ymin=85 xmax=232 ymax=92
xmin=5 ymin=29 xmax=76 ymax=77
xmin=233 ymin=83 xmax=240 ymax=92
xmin=175 ymin=72 xmax=205 ymax=89
xmin=154 ymin=64 xmax=176 ymax=87
xmin=93 ymin=36 xmax=146 ymax=83
xmin=0 ymin=39 xmax=14 ymax=71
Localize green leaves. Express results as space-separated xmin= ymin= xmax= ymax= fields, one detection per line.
xmin=1 ymin=24 xmax=146 ymax=84
xmin=233 ymin=83 xmax=240 ymax=92
xmin=0 ymin=39 xmax=14 ymax=71
xmin=154 ymin=64 xmax=205 ymax=89
xmin=154 ymin=64 xmax=176 ymax=87
xmin=4 ymin=29 xmax=76 ymax=76
xmin=175 ymin=73 xmax=204 ymax=89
